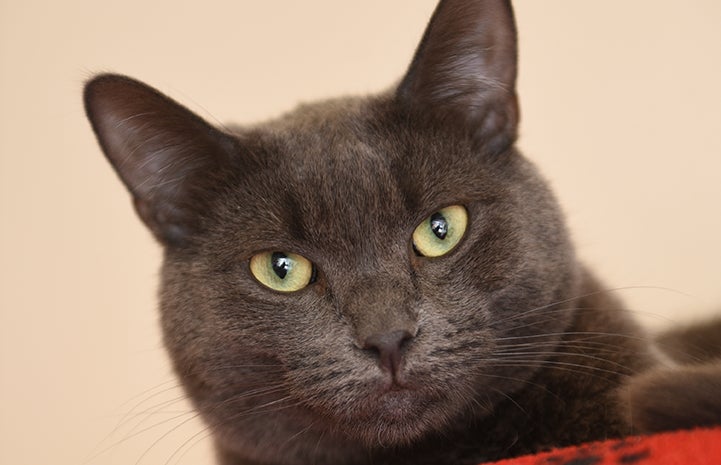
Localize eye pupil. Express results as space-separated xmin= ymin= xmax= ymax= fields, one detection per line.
xmin=412 ymin=205 xmax=467 ymax=258
xmin=430 ymin=212 xmax=448 ymax=240
xmin=271 ymin=252 xmax=291 ymax=279
xmin=250 ymin=251 xmax=314 ymax=292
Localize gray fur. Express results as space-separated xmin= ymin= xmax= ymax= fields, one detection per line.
xmin=83 ymin=1 xmax=719 ymax=464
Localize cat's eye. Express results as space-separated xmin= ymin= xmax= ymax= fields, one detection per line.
xmin=412 ymin=205 xmax=468 ymax=258
xmin=249 ymin=251 xmax=316 ymax=292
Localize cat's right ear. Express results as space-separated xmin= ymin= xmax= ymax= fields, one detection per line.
xmin=84 ymin=74 xmax=235 ymax=247
xmin=396 ymin=0 xmax=519 ymax=155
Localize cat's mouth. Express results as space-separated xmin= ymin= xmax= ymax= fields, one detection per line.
xmin=363 ymin=376 xmax=439 ymax=418
xmin=331 ymin=382 xmax=452 ymax=447
xmin=376 ymin=385 xmax=425 ymax=417
xmin=323 ymin=354 xmax=464 ymax=445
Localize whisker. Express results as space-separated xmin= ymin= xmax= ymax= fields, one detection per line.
xmin=485 ymin=359 xmax=630 ymax=378
xmin=492 ymin=285 xmax=692 ymax=327
xmin=498 ymin=341 xmax=623 ymax=353
xmin=496 ymin=331 xmax=652 ymax=344
xmin=125 ymin=394 xmax=192 ymax=436
xmin=490 ymin=387 xmax=527 ymax=416
xmin=476 ymin=372 xmax=562 ymax=401
xmin=85 ymin=380 xmax=183 ymax=459
xmin=82 ymin=410 xmax=197 ymax=465
xmin=280 ymin=422 xmax=317 ymax=450
xmin=162 ymin=385 xmax=295 ymax=465
xmin=163 ymin=425 xmax=214 ymax=465
xmin=135 ymin=411 xmax=205 ymax=465
xmin=490 ymin=350 xmax=636 ymax=373
xmin=116 ymin=379 xmax=182 ymax=411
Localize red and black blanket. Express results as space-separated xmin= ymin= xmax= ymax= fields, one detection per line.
xmin=486 ymin=427 xmax=721 ymax=465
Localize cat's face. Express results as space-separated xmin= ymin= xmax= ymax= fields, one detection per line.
xmin=85 ymin=0 xmax=579 ymax=459
xmin=159 ymin=100 xmax=577 ymax=448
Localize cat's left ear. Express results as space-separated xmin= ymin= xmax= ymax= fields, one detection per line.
xmin=397 ymin=0 xmax=519 ymax=154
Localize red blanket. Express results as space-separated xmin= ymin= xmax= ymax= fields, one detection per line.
xmin=486 ymin=427 xmax=721 ymax=465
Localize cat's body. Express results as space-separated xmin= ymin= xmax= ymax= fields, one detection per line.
xmin=84 ymin=1 xmax=720 ymax=464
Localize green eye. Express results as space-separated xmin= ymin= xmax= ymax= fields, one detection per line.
xmin=412 ymin=205 xmax=468 ymax=258
xmin=249 ymin=251 xmax=316 ymax=292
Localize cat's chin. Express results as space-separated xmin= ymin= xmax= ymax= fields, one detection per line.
xmin=375 ymin=388 xmax=429 ymax=422
xmin=331 ymin=384 xmax=457 ymax=447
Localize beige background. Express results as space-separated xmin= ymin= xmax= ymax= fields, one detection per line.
xmin=1 ymin=1 xmax=720 ymax=464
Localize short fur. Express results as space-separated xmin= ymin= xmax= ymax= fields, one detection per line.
xmin=655 ymin=317 xmax=721 ymax=364
xmin=83 ymin=1 xmax=720 ymax=464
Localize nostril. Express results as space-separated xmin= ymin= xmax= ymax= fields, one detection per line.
xmin=363 ymin=329 xmax=414 ymax=375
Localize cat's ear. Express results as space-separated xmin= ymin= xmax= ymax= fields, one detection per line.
xmin=84 ymin=74 xmax=235 ymax=247
xmin=397 ymin=0 xmax=519 ymax=154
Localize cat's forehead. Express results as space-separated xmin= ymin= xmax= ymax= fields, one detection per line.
xmin=251 ymin=95 xmax=475 ymax=182
xmin=251 ymin=97 xmax=482 ymax=210
xmin=252 ymin=110 xmax=406 ymax=248
xmin=259 ymin=96 xmax=385 ymax=159
xmin=244 ymin=97 xmax=396 ymax=190
xmin=223 ymin=96 xmax=491 ymax=257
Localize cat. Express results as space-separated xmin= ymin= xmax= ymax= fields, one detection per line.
xmin=83 ymin=0 xmax=720 ymax=464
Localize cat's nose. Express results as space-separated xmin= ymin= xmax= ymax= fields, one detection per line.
xmin=363 ymin=330 xmax=414 ymax=376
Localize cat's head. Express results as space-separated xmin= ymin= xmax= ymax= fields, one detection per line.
xmin=85 ymin=0 xmax=579 ymax=458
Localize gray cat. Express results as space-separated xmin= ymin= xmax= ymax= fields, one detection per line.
xmin=83 ymin=1 xmax=721 ymax=464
